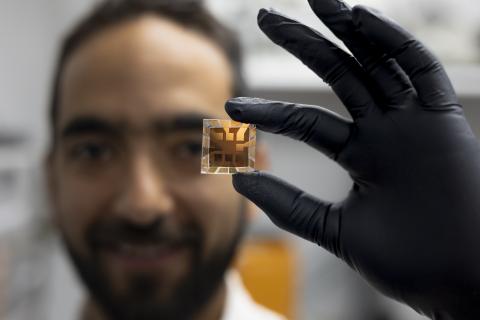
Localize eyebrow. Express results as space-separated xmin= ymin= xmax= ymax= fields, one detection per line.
xmin=60 ymin=112 xmax=213 ymax=139
xmin=154 ymin=112 xmax=208 ymax=133
xmin=60 ymin=116 xmax=120 ymax=139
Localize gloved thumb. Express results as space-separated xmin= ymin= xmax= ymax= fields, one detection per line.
xmin=233 ymin=171 xmax=341 ymax=255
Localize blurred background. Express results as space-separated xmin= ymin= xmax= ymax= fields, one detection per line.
xmin=1 ymin=0 xmax=480 ymax=319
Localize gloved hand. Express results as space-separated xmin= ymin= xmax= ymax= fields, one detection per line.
xmin=225 ymin=1 xmax=480 ymax=319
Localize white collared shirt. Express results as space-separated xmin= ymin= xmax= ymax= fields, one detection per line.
xmin=221 ymin=271 xmax=287 ymax=320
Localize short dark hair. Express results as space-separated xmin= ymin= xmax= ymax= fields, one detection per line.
xmin=49 ymin=0 xmax=245 ymax=145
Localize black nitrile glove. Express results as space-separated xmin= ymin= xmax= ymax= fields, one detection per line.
xmin=226 ymin=1 xmax=480 ymax=319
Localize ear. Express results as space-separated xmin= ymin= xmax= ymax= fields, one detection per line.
xmin=45 ymin=151 xmax=60 ymax=228
xmin=245 ymin=142 xmax=271 ymax=220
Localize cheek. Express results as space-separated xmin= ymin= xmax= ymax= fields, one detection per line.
xmin=54 ymin=166 xmax=118 ymax=255
xmin=174 ymin=175 xmax=242 ymax=253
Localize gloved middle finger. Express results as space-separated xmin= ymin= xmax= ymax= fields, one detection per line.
xmin=258 ymin=8 xmax=374 ymax=120
xmin=307 ymin=0 xmax=414 ymax=106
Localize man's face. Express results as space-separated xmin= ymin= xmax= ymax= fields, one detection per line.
xmin=48 ymin=16 xmax=246 ymax=319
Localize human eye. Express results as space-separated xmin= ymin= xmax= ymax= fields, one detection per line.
xmin=67 ymin=141 xmax=116 ymax=163
xmin=170 ymin=139 xmax=202 ymax=160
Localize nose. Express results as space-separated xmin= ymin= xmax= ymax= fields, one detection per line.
xmin=113 ymin=152 xmax=175 ymax=225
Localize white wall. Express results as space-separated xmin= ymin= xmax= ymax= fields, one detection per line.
xmin=0 ymin=0 xmax=95 ymax=160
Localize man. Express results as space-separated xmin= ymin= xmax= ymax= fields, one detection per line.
xmin=46 ymin=0 xmax=281 ymax=319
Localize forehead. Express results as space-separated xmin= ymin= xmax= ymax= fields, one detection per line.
xmin=58 ymin=15 xmax=234 ymax=130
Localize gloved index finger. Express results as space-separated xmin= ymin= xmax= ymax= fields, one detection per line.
xmin=226 ymin=97 xmax=352 ymax=160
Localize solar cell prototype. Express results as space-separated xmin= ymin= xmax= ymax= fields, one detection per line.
xmin=201 ymin=119 xmax=256 ymax=174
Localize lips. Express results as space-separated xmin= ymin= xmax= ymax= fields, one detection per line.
xmin=115 ymin=242 xmax=179 ymax=257
xmin=102 ymin=241 xmax=188 ymax=270
xmin=86 ymin=219 xmax=200 ymax=271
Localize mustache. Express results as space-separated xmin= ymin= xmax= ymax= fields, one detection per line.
xmin=86 ymin=217 xmax=201 ymax=249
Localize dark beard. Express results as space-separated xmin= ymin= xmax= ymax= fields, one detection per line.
xmin=61 ymin=200 xmax=247 ymax=320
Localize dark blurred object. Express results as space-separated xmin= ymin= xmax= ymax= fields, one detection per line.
xmin=0 ymin=131 xmax=25 ymax=149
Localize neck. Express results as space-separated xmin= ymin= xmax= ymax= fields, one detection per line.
xmin=81 ymin=280 xmax=227 ymax=320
